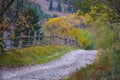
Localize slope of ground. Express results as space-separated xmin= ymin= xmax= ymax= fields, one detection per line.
xmin=1 ymin=50 xmax=97 ymax=80
xmin=35 ymin=0 xmax=72 ymax=17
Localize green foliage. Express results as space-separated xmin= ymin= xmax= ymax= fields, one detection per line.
xmin=74 ymin=0 xmax=91 ymax=13
xmin=0 ymin=45 xmax=75 ymax=68
xmin=96 ymin=29 xmax=115 ymax=49
xmin=62 ymin=0 xmax=101 ymax=13
xmin=27 ymin=3 xmax=47 ymax=19
xmin=65 ymin=0 xmax=120 ymax=79
xmin=66 ymin=28 xmax=95 ymax=50
xmin=82 ymin=2 xmax=120 ymax=50
xmin=82 ymin=31 xmax=95 ymax=50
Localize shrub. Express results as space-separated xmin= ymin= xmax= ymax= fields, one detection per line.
xmin=66 ymin=29 xmax=95 ymax=50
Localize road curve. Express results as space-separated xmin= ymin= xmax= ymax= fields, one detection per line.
xmin=1 ymin=50 xmax=97 ymax=80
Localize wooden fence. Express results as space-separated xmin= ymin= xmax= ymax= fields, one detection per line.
xmin=2 ymin=32 xmax=80 ymax=50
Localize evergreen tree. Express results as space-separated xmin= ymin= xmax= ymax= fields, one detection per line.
xmin=56 ymin=0 xmax=62 ymax=12
xmin=49 ymin=0 xmax=53 ymax=11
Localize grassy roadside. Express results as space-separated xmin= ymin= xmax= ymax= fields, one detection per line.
xmin=65 ymin=49 xmax=120 ymax=80
xmin=0 ymin=45 xmax=76 ymax=68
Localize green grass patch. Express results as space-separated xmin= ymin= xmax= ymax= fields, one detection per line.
xmin=0 ymin=45 xmax=75 ymax=68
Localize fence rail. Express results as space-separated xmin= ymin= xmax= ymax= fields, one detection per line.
xmin=2 ymin=32 xmax=80 ymax=50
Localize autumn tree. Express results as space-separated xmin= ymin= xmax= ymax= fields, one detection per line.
xmin=44 ymin=12 xmax=95 ymax=49
xmin=0 ymin=0 xmax=46 ymax=53
xmin=45 ymin=16 xmax=74 ymax=35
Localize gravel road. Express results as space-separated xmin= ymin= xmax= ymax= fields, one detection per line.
xmin=1 ymin=50 xmax=97 ymax=80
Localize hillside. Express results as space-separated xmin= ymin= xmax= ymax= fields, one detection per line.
xmin=35 ymin=0 xmax=72 ymax=17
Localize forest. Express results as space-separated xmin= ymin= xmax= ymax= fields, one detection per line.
xmin=0 ymin=0 xmax=120 ymax=80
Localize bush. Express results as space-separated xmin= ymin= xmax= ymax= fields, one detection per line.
xmin=66 ymin=28 xmax=95 ymax=50
xmin=65 ymin=48 xmax=120 ymax=80
xmin=80 ymin=31 xmax=95 ymax=50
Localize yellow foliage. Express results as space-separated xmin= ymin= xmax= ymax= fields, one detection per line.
xmin=69 ymin=10 xmax=85 ymax=24
xmin=66 ymin=28 xmax=92 ymax=49
xmin=45 ymin=16 xmax=75 ymax=35
xmin=45 ymin=11 xmax=87 ymax=35
xmin=84 ymin=13 xmax=93 ymax=25
xmin=79 ymin=37 xmax=91 ymax=48
xmin=44 ymin=10 xmax=94 ymax=49
xmin=66 ymin=28 xmax=83 ymax=37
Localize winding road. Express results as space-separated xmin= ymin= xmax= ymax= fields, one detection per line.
xmin=1 ymin=50 xmax=97 ymax=80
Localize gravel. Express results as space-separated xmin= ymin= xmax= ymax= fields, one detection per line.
xmin=0 ymin=49 xmax=97 ymax=80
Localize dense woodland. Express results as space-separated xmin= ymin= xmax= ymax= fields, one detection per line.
xmin=0 ymin=0 xmax=120 ymax=80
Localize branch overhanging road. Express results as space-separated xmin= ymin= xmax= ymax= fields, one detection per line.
xmin=1 ymin=50 xmax=97 ymax=80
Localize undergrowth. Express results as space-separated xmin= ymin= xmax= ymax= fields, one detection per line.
xmin=0 ymin=45 xmax=75 ymax=68
xmin=65 ymin=48 xmax=120 ymax=80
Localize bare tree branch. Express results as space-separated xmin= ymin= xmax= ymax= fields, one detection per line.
xmin=0 ymin=0 xmax=15 ymax=17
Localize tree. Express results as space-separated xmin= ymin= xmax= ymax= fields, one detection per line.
xmin=49 ymin=0 xmax=53 ymax=11
xmin=0 ymin=0 xmax=16 ymax=53
xmin=56 ymin=0 xmax=62 ymax=12
xmin=0 ymin=0 xmax=45 ymax=53
xmin=45 ymin=16 xmax=74 ymax=35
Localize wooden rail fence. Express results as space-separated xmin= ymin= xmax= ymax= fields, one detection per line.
xmin=2 ymin=32 xmax=80 ymax=50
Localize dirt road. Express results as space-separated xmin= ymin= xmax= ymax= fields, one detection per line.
xmin=1 ymin=50 xmax=97 ymax=80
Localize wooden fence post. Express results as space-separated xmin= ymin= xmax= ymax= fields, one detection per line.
xmin=27 ymin=30 xmax=31 ymax=46
xmin=66 ymin=38 xmax=69 ymax=46
xmin=19 ymin=32 xmax=23 ymax=48
xmin=55 ymin=35 xmax=57 ymax=44
xmin=38 ymin=30 xmax=41 ymax=45
xmin=69 ymin=38 xmax=72 ymax=46
xmin=63 ymin=37 xmax=66 ymax=45
xmin=52 ymin=34 xmax=55 ymax=44
xmin=60 ymin=36 xmax=63 ymax=45
xmin=50 ymin=35 xmax=53 ymax=45
xmin=75 ymin=36 xmax=80 ymax=48
xmin=33 ymin=31 xmax=37 ymax=47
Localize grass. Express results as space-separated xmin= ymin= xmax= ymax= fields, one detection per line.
xmin=65 ymin=48 xmax=120 ymax=80
xmin=0 ymin=45 xmax=75 ymax=68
